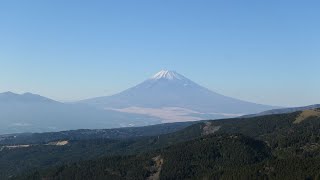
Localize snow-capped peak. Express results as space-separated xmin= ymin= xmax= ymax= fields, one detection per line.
xmin=151 ymin=70 xmax=185 ymax=80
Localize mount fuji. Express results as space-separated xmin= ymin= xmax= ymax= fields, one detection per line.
xmin=80 ymin=70 xmax=276 ymax=122
xmin=0 ymin=70 xmax=277 ymax=134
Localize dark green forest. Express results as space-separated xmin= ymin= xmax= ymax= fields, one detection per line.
xmin=2 ymin=109 xmax=320 ymax=179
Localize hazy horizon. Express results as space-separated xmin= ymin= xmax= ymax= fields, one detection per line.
xmin=1 ymin=0 xmax=320 ymax=107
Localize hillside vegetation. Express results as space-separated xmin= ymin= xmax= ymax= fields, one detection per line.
xmin=2 ymin=109 xmax=320 ymax=179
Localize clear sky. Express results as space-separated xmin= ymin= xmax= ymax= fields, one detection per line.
xmin=0 ymin=0 xmax=319 ymax=107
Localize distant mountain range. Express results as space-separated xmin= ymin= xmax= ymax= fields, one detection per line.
xmin=0 ymin=92 xmax=56 ymax=103
xmin=0 ymin=92 xmax=161 ymax=134
xmin=79 ymin=70 xmax=276 ymax=122
xmin=2 ymin=70 xmax=315 ymax=134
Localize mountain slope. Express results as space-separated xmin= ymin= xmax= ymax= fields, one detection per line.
xmin=0 ymin=92 xmax=56 ymax=103
xmin=3 ymin=109 xmax=320 ymax=179
xmin=80 ymin=70 xmax=275 ymax=121
xmin=0 ymin=92 xmax=161 ymax=134
xmin=17 ymin=135 xmax=271 ymax=180
xmin=243 ymin=104 xmax=320 ymax=118
xmin=0 ymin=121 xmax=196 ymax=145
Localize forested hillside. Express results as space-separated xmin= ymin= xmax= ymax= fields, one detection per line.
xmin=3 ymin=109 xmax=320 ymax=179
xmin=16 ymin=135 xmax=272 ymax=180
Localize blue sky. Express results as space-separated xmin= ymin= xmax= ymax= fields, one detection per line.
xmin=0 ymin=0 xmax=319 ymax=107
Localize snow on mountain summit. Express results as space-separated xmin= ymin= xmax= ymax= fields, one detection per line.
xmin=151 ymin=70 xmax=186 ymax=80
